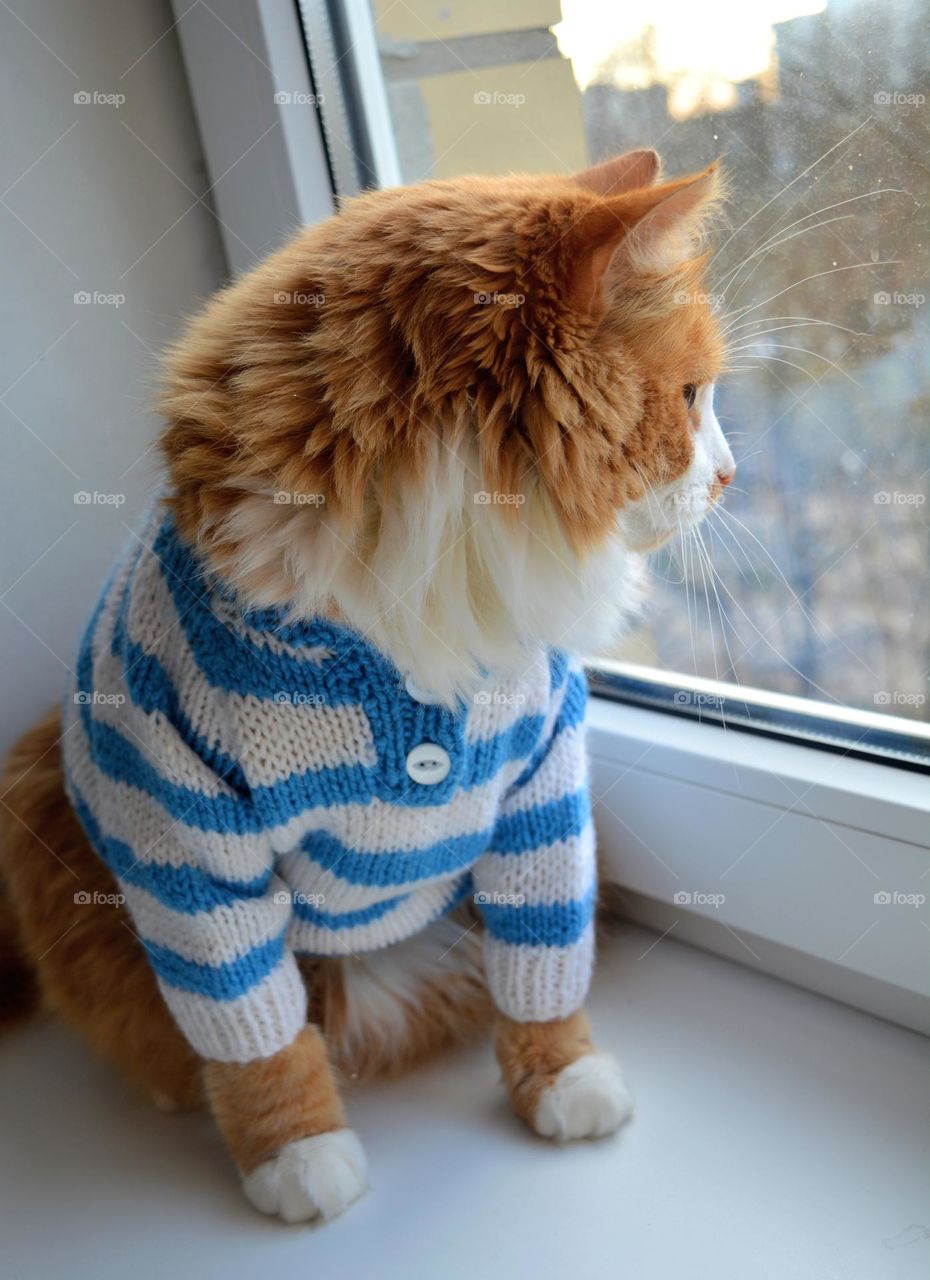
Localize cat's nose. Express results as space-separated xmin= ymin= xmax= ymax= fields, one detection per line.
xmin=717 ymin=464 xmax=735 ymax=488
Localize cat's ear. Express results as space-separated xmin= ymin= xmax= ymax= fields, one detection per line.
xmin=622 ymin=164 xmax=722 ymax=268
xmin=574 ymin=149 xmax=660 ymax=197
xmin=568 ymin=165 xmax=721 ymax=315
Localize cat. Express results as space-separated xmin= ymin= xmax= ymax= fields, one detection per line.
xmin=0 ymin=148 xmax=734 ymax=1225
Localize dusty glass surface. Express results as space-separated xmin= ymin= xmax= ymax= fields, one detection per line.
xmin=371 ymin=0 xmax=930 ymax=723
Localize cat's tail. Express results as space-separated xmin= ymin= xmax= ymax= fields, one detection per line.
xmin=0 ymin=875 xmax=40 ymax=1030
xmin=0 ymin=711 xmax=59 ymax=1033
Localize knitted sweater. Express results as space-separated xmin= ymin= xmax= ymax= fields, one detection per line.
xmin=62 ymin=505 xmax=597 ymax=1063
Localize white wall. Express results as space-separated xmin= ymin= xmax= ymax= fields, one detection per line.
xmin=0 ymin=0 xmax=226 ymax=758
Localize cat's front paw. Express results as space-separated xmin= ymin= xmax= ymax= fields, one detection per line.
xmin=533 ymin=1051 xmax=633 ymax=1141
xmin=242 ymin=1129 xmax=368 ymax=1223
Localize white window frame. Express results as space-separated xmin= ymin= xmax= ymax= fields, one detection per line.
xmin=172 ymin=0 xmax=930 ymax=1034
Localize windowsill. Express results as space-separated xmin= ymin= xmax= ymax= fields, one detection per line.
xmin=587 ymin=696 xmax=930 ymax=1033
xmin=2 ymin=924 xmax=927 ymax=1279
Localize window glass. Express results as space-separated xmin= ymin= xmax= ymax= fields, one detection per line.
xmin=361 ymin=0 xmax=929 ymax=725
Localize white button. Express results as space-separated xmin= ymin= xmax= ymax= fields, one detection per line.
xmin=405 ymin=742 xmax=451 ymax=785
xmin=404 ymin=675 xmax=441 ymax=705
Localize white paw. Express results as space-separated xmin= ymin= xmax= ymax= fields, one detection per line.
xmin=533 ymin=1052 xmax=633 ymax=1141
xmin=242 ymin=1129 xmax=368 ymax=1224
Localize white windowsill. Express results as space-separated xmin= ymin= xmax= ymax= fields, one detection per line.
xmin=2 ymin=925 xmax=927 ymax=1279
xmin=587 ymin=696 xmax=930 ymax=1034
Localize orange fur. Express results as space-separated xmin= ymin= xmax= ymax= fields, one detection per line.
xmin=0 ymin=712 xmax=203 ymax=1109
xmin=495 ymin=1010 xmax=595 ymax=1130
xmin=1 ymin=152 xmax=729 ymax=1198
xmin=204 ymin=1024 xmax=346 ymax=1174
xmin=0 ymin=714 xmax=492 ymax=1156
xmin=300 ymin=920 xmax=493 ymax=1083
xmin=159 ymin=159 xmax=724 ymax=599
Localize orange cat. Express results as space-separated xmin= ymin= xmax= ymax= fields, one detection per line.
xmin=0 ymin=149 xmax=733 ymax=1224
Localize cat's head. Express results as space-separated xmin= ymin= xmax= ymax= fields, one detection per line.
xmin=160 ymin=149 xmax=733 ymax=701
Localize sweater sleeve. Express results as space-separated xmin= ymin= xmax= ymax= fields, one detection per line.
xmin=472 ymin=658 xmax=595 ymax=1022
xmin=64 ymin=599 xmax=307 ymax=1065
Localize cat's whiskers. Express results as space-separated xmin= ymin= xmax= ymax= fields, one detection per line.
xmin=674 ymin=508 xmax=699 ymax=678
xmin=727 ymin=340 xmax=863 ymax=387
xmin=719 ymin=259 xmax=900 ymax=330
xmin=726 ymin=351 xmax=816 ymax=381
xmin=695 ymin=524 xmax=740 ymax=686
xmin=719 ymin=195 xmax=908 ymax=325
xmin=694 ymin=527 xmax=843 ymax=705
xmin=714 ymin=213 xmax=856 ymax=308
xmin=706 ymin=511 xmax=760 ymax=587
xmin=726 ymin=315 xmax=864 ymax=338
xmin=711 ymin=187 xmax=903 ymax=301
xmin=690 ymin=525 xmax=724 ymax=696
xmin=632 ymin=460 xmax=679 ymax=582
xmin=706 ymin=116 xmax=875 ymax=272
xmin=714 ymin=505 xmax=826 ymax=643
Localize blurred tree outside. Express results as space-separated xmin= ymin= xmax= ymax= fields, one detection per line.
xmin=581 ymin=0 xmax=930 ymax=723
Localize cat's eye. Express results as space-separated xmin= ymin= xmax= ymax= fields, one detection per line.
xmin=683 ymin=383 xmax=698 ymax=410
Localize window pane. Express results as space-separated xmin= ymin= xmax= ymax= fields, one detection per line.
xmin=362 ymin=0 xmax=929 ymax=726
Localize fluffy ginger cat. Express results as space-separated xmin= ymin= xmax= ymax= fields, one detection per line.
xmin=0 ymin=149 xmax=734 ymax=1224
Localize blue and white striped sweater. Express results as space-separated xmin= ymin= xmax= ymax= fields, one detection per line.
xmin=63 ymin=505 xmax=597 ymax=1063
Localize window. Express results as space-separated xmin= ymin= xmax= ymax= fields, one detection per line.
xmin=298 ymin=0 xmax=930 ymax=764
xmin=173 ymin=0 xmax=930 ymax=1029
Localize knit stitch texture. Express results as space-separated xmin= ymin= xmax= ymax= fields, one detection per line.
xmin=62 ymin=504 xmax=597 ymax=1063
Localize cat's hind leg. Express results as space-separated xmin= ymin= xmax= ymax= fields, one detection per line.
xmin=0 ymin=710 xmax=202 ymax=1111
